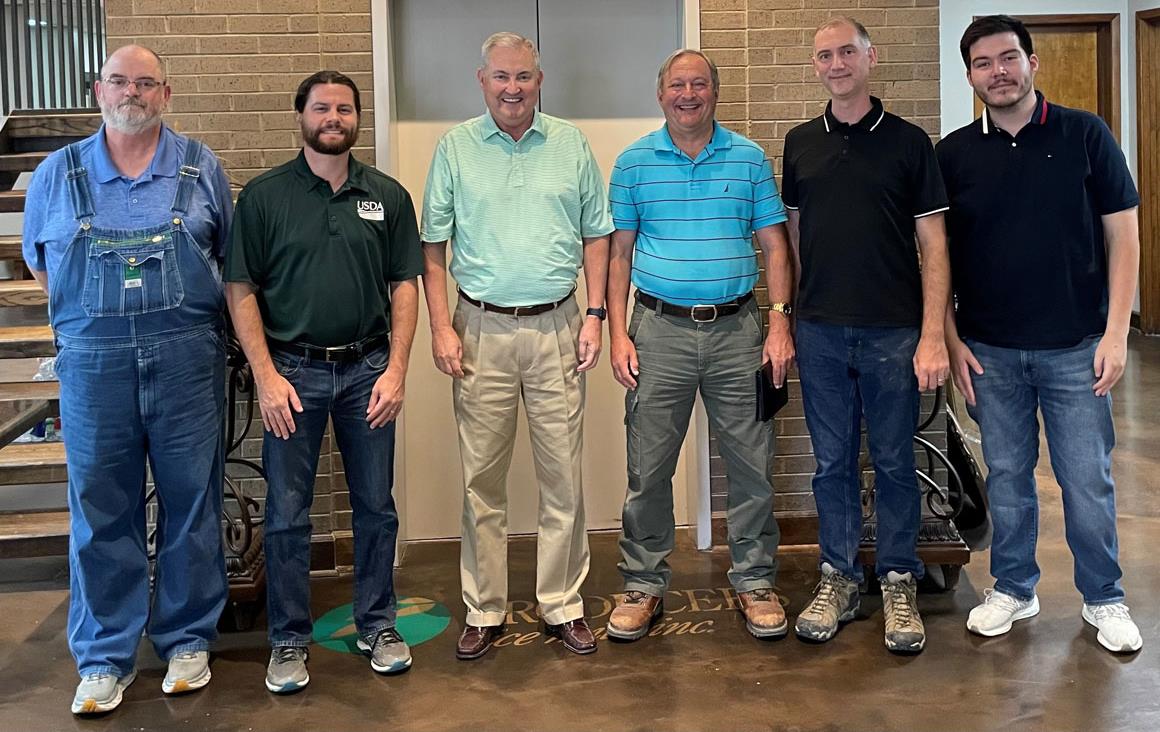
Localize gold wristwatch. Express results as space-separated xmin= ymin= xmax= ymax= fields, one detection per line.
xmin=770 ymin=302 xmax=793 ymax=316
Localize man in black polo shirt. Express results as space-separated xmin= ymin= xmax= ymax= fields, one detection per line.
xmin=225 ymin=71 xmax=425 ymax=691
xmin=782 ymin=16 xmax=951 ymax=654
xmin=938 ymin=15 xmax=1142 ymax=653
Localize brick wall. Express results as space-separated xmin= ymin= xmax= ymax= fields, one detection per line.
xmin=103 ymin=0 xmax=376 ymax=187
xmin=699 ymin=0 xmax=946 ymax=539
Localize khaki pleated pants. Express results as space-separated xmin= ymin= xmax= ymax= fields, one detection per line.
xmin=452 ymin=296 xmax=590 ymax=627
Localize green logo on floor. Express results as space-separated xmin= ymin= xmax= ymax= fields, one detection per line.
xmin=312 ymin=597 xmax=452 ymax=654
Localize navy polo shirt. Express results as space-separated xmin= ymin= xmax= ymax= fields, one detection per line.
xmin=937 ymin=92 xmax=1139 ymax=349
xmin=782 ymin=97 xmax=948 ymax=327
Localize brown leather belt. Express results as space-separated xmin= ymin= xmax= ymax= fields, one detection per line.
xmin=458 ymin=288 xmax=573 ymax=317
xmin=637 ymin=291 xmax=753 ymax=323
xmin=267 ymin=332 xmax=390 ymax=363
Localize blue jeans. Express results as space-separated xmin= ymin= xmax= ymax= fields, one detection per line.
xmin=263 ymin=344 xmax=399 ymax=647
xmin=57 ymin=327 xmax=227 ymax=677
xmin=965 ymin=336 xmax=1122 ymax=604
xmin=796 ymin=320 xmax=923 ymax=580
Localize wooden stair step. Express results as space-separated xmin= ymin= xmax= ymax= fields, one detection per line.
xmin=0 ymin=381 xmax=60 ymax=402
xmin=0 ymin=280 xmax=46 ymax=307
xmin=0 ymin=151 xmax=49 ymax=173
xmin=0 ymin=191 xmax=26 ymax=214
xmin=0 ymin=510 xmax=69 ymax=559
xmin=0 ymin=235 xmax=22 ymax=260
xmin=0 ymin=325 xmax=54 ymax=358
xmin=0 ymin=399 xmax=54 ymax=444
xmin=2 ymin=111 xmax=101 ymax=139
xmin=0 ymin=441 xmax=67 ymax=485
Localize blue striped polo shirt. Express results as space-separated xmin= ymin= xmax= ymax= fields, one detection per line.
xmin=609 ymin=122 xmax=786 ymax=305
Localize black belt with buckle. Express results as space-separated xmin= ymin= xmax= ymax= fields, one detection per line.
xmin=637 ymin=291 xmax=753 ymax=323
xmin=267 ymin=333 xmax=390 ymax=363
xmin=458 ymin=288 xmax=574 ymax=316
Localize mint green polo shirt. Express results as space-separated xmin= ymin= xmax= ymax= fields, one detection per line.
xmin=420 ymin=111 xmax=614 ymax=307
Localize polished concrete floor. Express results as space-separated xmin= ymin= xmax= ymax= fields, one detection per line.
xmin=2 ymin=335 xmax=1159 ymax=732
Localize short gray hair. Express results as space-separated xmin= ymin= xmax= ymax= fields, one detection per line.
xmin=656 ymin=49 xmax=719 ymax=94
xmin=481 ymin=31 xmax=540 ymax=71
xmin=814 ymin=16 xmax=873 ymax=48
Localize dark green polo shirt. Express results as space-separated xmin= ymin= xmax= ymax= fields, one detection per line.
xmin=225 ymin=151 xmax=423 ymax=346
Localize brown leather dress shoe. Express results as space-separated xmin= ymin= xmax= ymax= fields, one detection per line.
xmin=738 ymin=588 xmax=788 ymax=639
xmin=545 ymin=618 xmax=597 ymax=655
xmin=606 ymin=590 xmax=663 ymax=641
xmin=456 ymin=624 xmax=503 ymax=660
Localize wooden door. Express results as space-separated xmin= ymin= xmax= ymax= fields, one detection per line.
xmin=1138 ymin=10 xmax=1160 ymax=334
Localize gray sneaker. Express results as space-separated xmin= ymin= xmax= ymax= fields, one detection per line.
xmin=882 ymin=570 xmax=925 ymax=654
xmin=356 ymin=627 xmax=413 ymax=674
xmin=265 ymin=647 xmax=309 ymax=694
xmin=795 ymin=562 xmax=860 ymax=642
xmin=71 ymin=670 xmax=136 ymax=715
xmin=162 ymin=650 xmax=211 ymax=695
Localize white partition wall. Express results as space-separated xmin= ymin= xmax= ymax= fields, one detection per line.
xmin=373 ymin=1 xmax=704 ymax=541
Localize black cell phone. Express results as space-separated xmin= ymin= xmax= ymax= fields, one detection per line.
xmin=756 ymin=363 xmax=789 ymax=422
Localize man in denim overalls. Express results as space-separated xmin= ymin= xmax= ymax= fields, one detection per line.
xmin=21 ymin=45 xmax=233 ymax=714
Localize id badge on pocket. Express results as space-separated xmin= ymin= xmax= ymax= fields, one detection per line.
xmin=124 ymin=265 xmax=142 ymax=289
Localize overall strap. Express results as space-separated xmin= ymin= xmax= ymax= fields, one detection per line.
xmin=171 ymin=137 xmax=204 ymax=216
xmin=64 ymin=143 xmax=95 ymax=221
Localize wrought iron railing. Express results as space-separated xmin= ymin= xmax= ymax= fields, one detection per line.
xmin=1 ymin=0 xmax=105 ymax=116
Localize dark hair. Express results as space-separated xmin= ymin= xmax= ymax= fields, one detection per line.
xmin=294 ymin=70 xmax=361 ymax=115
xmin=960 ymin=15 xmax=1034 ymax=69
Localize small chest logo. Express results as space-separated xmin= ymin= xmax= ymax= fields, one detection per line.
xmin=357 ymin=200 xmax=384 ymax=221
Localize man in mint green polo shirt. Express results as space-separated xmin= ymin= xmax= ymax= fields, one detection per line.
xmin=420 ymin=31 xmax=612 ymax=660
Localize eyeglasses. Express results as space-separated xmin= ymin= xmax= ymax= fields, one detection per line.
xmin=101 ymin=77 xmax=165 ymax=91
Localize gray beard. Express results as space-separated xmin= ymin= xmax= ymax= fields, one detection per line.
xmin=101 ymin=103 xmax=162 ymax=135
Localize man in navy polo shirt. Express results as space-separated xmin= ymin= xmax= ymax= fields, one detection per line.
xmin=938 ymin=15 xmax=1142 ymax=653
xmin=783 ymin=17 xmax=951 ymax=654
xmin=606 ymin=49 xmax=796 ymax=642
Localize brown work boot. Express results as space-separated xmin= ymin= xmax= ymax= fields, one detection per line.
xmin=606 ymin=590 xmax=663 ymax=641
xmin=738 ymin=588 xmax=788 ymax=639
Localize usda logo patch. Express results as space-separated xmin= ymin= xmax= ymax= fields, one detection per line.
xmin=312 ymin=596 xmax=452 ymax=654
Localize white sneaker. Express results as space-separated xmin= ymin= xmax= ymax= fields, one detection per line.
xmin=966 ymin=588 xmax=1040 ymax=637
xmin=1082 ymin=602 xmax=1143 ymax=653
xmin=71 ymin=670 xmax=136 ymax=715
xmin=162 ymin=650 xmax=211 ymax=694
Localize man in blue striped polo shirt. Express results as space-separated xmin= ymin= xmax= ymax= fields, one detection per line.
xmin=605 ymin=49 xmax=796 ymax=642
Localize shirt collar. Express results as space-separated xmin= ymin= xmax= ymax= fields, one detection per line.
xmin=654 ymin=121 xmax=732 ymax=158
xmin=981 ymin=90 xmax=1048 ymax=135
xmin=91 ymin=123 xmax=177 ymax=183
xmin=291 ymin=149 xmax=370 ymax=194
xmin=822 ymin=96 xmax=885 ymax=133
xmin=480 ymin=109 xmax=546 ymax=142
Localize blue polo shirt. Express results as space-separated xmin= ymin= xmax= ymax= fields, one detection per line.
xmin=609 ymin=122 xmax=786 ymax=305
xmin=22 ymin=124 xmax=233 ymax=281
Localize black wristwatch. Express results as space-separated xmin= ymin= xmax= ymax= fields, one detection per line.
xmin=586 ymin=306 xmax=607 ymax=320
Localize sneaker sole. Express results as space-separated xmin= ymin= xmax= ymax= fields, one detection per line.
xmin=162 ymin=667 xmax=211 ymax=695
xmin=265 ymin=674 xmax=309 ymax=694
xmin=885 ymin=637 xmax=926 ymax=654
xmin=72 ymin=671 xmax=136 ymax=715
xmin=605 ymin=604 xmax=664 ymax=642
xmin=967 ymin=596 xmax=1040 ymax=637
xmin=355 ymin=638 xmax=414 ymax=674
xmin=794 ymin=602 xmax=859 ymax=643
xmin=1081 ymin=607 xmax=1143 ymax=653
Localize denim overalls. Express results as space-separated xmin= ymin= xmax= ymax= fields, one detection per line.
xmin=54 ymin=139 xmax=228 ymax=677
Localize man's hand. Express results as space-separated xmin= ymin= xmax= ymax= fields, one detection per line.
xmin=577 ymin=317 xmax=603 ymax=372
xmin=610 ymin=333 xmax=639 ymax=389
xmin=946 ymin=336 xmax=983 ymax=406
xmin=1093 ymin=331 xmax=1128 ymax=397
xmin=366 ymin=367 xmax=405 ymax=428
xmin=763 ymin=315 xmax=795 ymax=387
xmin=913 ymin=334 xmax=951 ymax=392
xmin=431 ymin=325 xmax=463 ymax=378
xmin=256 ymin=370 xmax=303 ymax=440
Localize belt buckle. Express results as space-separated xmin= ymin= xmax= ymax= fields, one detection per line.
xmin=322 ymin=344 xmax=356 ymax=362
xmin=690 ymin=304 xmax=718 ymax=323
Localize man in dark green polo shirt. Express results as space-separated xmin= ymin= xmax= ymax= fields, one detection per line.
xmin=224 ymin=70 xmax=424 ymax=693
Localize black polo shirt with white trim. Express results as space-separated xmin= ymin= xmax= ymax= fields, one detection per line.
xmin=781 ymin=96 xmax=949 ymax=327
xmin=936 ymin=92 xmax=1139 ymax=349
